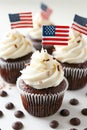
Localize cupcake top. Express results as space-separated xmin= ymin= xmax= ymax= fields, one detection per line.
xmin=53 ymin=29 xmax=87 ymax=64
xmin=0 ymin=30 xmax=33 ymax=60
xmin=21 ymin=49 xmax=64 ymax=89
xmin=28 ymin=13 xmax=52 ymax=40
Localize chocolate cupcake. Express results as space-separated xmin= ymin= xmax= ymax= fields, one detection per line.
xmin=27 ymin=13 xmax=54 ymax=54
xmin=17 ymin=49 xmax=68 ymax=117
xmin=53 ymin=29 xmax=87 ymax=90
xmin=0 ymin=30 xmax=34 ymax=84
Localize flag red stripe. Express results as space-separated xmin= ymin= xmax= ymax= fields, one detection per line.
xmin=11 ymin=26 xmax=33 ymax=29
xmin=72 ymin=27 xmax=87 ymax=35
xmin=55 ymin=30 xmax=69 ymax=33
xmin=20 ymin=16 xmax=32 ymax=18
xmin=11 ymin=22 xmax=33 ymax=26
xmin=42 ymin=42 xmax=68 ymax=45
xmin=19 ymin=12 xmax=32 ymax=15
xmin=55 ymin=25 xmax=70 ymax=29
xmin=72 ymin=24 xmax=87 ymax=34
xmin=72 ymin=23 xmax=87 ymax=31
xmin=55 ymin=34 xmax=69 ymax=37
xmin=19 ymin=19 xmax=32 ymax=21
xmin=42 ymin=37 xmax=69 ymax=41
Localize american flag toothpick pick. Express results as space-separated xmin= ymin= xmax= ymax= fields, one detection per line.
xmin=42 ymin=25 xmax=70 ymax=46
xmin=8 ymin=12 xmax=33 ymax=29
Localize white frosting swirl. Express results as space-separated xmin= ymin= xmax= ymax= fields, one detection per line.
xmin=21 ymin=49 xmax=64 ymax=89
xmin=0 ymin=30 xmax=33 ymax=60
xmin=53 ymin=29 xmax=87 ymax=63
xmin=28 ymin=13 xmax=52 ymax=40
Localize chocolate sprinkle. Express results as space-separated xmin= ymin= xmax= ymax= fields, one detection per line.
xmin=0 ymin=110 xmax=3 ymax=117
xmin=59 ymin=109 xmax=70 ymax=116
xmin=5 ymin=102 xmax=15 ymax=110
xmin=14 ymin=110 xmax=24 ymax=118
xmin=12 ymin=121 xmax=23 ymax=130
xmin=81 ymin=108 xmax=87 ymax=116
xmin=49 ymin=120 xmax=59 ymax=129
xmin=0 ymin=90 xmax=8 ymax=97
xmin=70 ymin=117 xmax=81 ymax=126
xmin=69 ymin=98 xmax=79 ymax=105
xmin=14 ymin=44 xmax=17 ymax=48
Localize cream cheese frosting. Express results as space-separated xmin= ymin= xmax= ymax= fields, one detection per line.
xmin=28 ymin=13 xmax=52 ymax=40
xmin=21 ymin=49 xmax=64 ymax=89
xmin=53 ymin=29 xmax=87 ymax=63
xmin=0 ymin=30 xmax=33 ymax=60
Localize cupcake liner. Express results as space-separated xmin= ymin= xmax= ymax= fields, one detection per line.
xmin=0 ymin=58 xmax=30 ymax=84
xmin=17 ymin=77 xmax=68 ymax=117
xmin=63 ymin=67 xmax=87 ymax=90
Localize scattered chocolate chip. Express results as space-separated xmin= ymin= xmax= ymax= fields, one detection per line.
xmin=12 ymin=121 xmax=23 ymax=130
xmin=84 ymin=128 xmax=87 ymax=130
xmin=49 ymin=120 xmax=59 ymax=129
xmin=69 ymin=98 xmax=79 ymax=105
xmin=70 ymin=128 xmax=78 ymax=130
xmin=70 ymin=117 xmax=81 ymax=126
xmin=0 ymin=90 xmax=8 ymax=97
xmin=0 ymin=110 xmax=3 ymax=117
xmin=5 ymin=102 xmax=15 ymax=110
xmin=59 ymin=109 xmax=70 ymax=116
xmin=81 ymin=108 xmax=87 ymax=116
xmin=14 ymin=110 xmax=24 ymax=118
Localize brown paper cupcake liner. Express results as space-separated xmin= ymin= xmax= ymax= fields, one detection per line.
xmin=17 ymin=77 xmax=68 ymax=117
xmin=0 ymin=58 xmax=30 ymax=84
xmin=63 ymin=67 xmax=87 ymax=90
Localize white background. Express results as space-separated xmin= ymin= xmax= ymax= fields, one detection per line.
xmin=0 ymin=0 xmax=87 ymax=38
xmin=0 ymin=1 xmax=87 ymax=130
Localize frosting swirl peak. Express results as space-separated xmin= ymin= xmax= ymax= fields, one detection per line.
xmin=21 ymin=49 xmax=64 ymax=89
xmin=53 ymin=30 xmax=87 ymax=63
xmin=0 ymin=30 xmax=33 ymax=59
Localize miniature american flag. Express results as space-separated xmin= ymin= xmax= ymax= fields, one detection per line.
xmin=42 ymin=25 xmax=70 ymax=45
xmin=72 ymin=14 xmax=87 ymax=35
xmin=8 ymin=12 xmax=33 ymax=29
xmin=40 ymin=3 xmax=52 ymax=19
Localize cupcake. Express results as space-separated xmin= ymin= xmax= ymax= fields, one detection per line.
xmin=27 ymin=13 xmax=54 ymax=54
xmin=17 ymin=49 xmax=68 ymax=117
xmin=0 ymin=30 xmax=34 ymax=84
xmin=53 ymin=29 xmax=87 ymax=90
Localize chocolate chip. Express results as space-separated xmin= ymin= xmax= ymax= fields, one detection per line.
xmin=49 ymin=120 xmax=59 ymax=129
xmin=81 ymin=108 xmax=87 ymax=116
xmin=0 ymin=90 xmax=8 ymax=97
xmin=14 ymin=110 xmax=24 ymax=118
xmin=69 ymin=98 xmax=79 ymax=105
xmin=84 ymin=128 xmax=87 ymax=130
xmin=59 ymin=109 xmax=70 ymax=116
xmin=70 ymin=117 xmax=81 ymax=126
xmin=12 ymin=121 xmax=23 ymax=130
xmin=0 ymin=110 xmax=3 ymax=117
xmin=5 ymin=102 xmax=15 ymax=110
